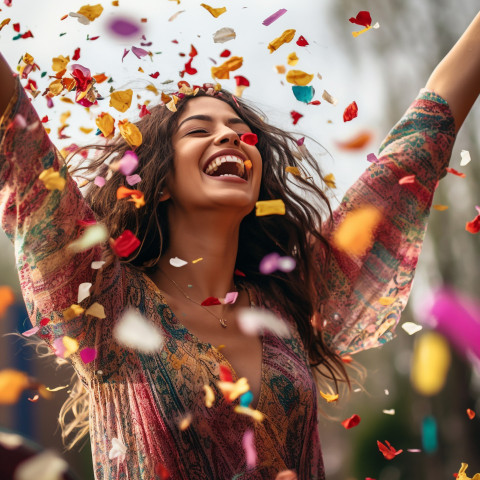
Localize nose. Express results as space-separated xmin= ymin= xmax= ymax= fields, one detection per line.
xmin=214 ymin=128 xmax=240 ymax=146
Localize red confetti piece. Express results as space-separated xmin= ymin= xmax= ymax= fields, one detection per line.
xmin=234 ymin=75 xmax=250 ymax=87
xmin=296 ymin=35 xmax=309 ymax=46
xmin=296 ymin=137 xmax=305 ymax=146
xmin=219 ymin=365 xmax=233 ymax=382
xmin=21 ymin=30 xmax=33 ymax=39
xmin=154 ymin=463 xmax=171 ymax=480
xmin=349 ymin=11 xmax=372 ymax=27
xmin=201 ymin=297 xmax=221 ymax=306
xmin=60 ymin=14 xmax=68 ymax=21
xmin=89 ymin=35 xmax=100 ymax=41
xmin=234 ymin=269 xmax=246 ymax=277
xmin=308 ymin=100 xmax=321 ymax=105
xmin=180 ymin=57 xmax=197 ymax=77
xmin=111 ymin=230 xmax=141 ymax=257
xmin=72 ymin=47 xmax=81 ymax=61
xmin=466 ymin=214 xmax=480 ymax=233
xmin=5 ymin=0 xmax=13 ymax=6
xmin=149 ymin=71 xmax=160 ymax=78
xmin=40 ymin=318 xmax=50 ymax=326
xmin=13 ymin=22 xmax=20 ymax=32
xmin=41 ymin=116 xmax=49 ymax=123
xmin=220 ymin=49 xmax=231 ymax=58
xmin=398 ymin=175 xmax=416 ymax=185
xmin=240 ymin=133 xmax=258 ymax=146
xmin=139 ymin=104 xmax=151 ymax=118
xmin=377 ymin=440 xmax=403 ymax=460
xmin=343 ymin=101 xmax=358 ymax=122
xmin=189 ymin=44 xmax=198 ymax=57
xmin=290 ymin=110 xmax=303 ymax=125
xmin=341 ymin=414 xmax=361 ymax=429
xmin=172 ymin=39 xmax=179 ymax=44
xmin=341 ymin=355 xmax=353 ymax=363
xmin=445 ymin=167 xmax=466 ymax=178
xmin=466 ymin=408 xmax=475 ymax=420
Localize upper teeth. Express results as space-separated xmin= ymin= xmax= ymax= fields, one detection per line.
xmin=204 ymin=155 xmax=245 ymax=176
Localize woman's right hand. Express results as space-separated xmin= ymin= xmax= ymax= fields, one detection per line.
xmin=275 ymin=470 xmax=298 ymax=480
xmin=0 ymin=52 xmax=16 ymax=116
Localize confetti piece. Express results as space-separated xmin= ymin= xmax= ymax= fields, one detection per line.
xmin=378 ymin=296 xmax=395 ymax=306
xmin=110 ymin=89 xmax=133 ymax=113
xmin=52 ymin=55 xmax=70 ymax=72
xmin=85 ymin=302 xmax=106 ymax=318
xmin=324 ymin=173 xmax=336 ymax=188
xmin=460 ymin=150 xmax=471 ymax=166
xmin=95 ymin=112 xmax=115 ymax=138
xmin=170 ymin=257 xmax=188 ymax=267
xmin=118 ymin=151 xmax=139 ymax=176
xmin=336 ymin=131 xmax=374 ymax=151
xmin=349 ymin=11 xmax=372 ymax=27
xmin=114 ymin=308 xmax=164 ymax=353
xmin=466 ymin=409 xmax=475 ymax=420
xmin=398 ymin=174 xmax=416 ymax=185
xmin=377 ymin=440 xmax=403 ymax=460
xmin=22 ymin=326 xmax=39 ymax=337
xmin=192 ymin=257 xmax=203 ymax=263
xmin=287 ymin=52 xmax=299 ymax=66
xmin=211 ymin=56 xmax=243 ymax=79
xmin=292 ymin=85 xmax=314 ymax=103
xmin=255 ymin=199 xmax=285 ymax=216
xmin=179 ymin=413 xmax=192 ymax=431
xmin=109 ymin=437 xmax=127 ymax=462
xmin=94 ymin=176 xmax=106 ymax=187
xmin=28 ymin=394 xmax=39 ymax=402
xmin=0 ymin=369 xmax=30 ymax=404
xmin=76 ymin=3 xmax=104 ymax=21
xmin=14 ymin=451 xmax=68 ymax=480
xmin=213 ymin=27 xmax=236 ymax=44
xmin=268 ymin=29 xmax=296 ymax=53
xmin=332 ymin=206 xmax=382 ymax=257
xmin=259 ymin=252 xmax=296 ymax=274
xmin=118 ymin=120 xmax=143 ymax=148
xmin=201 ymin=297 xmax=221 ymax=306
xmin=62 ymin=335 xmax=79 ymax=357
xmin=63 ymin=304 xmax=84 ymax=321
xmin=285 ymin=166 xmax=300 ymax=176
xmin=131 ymin=46 xmax=149 ymax=58
xmin=78 ymin=282 xmax=92 ymax=303
xmin=275 ymin=65 xmax=286 ymax=74
xmin=169 ymin=10 xmax=186 ymax=22
xmin=218 ymin=376 xmax=250 ymax=402
xmin=446 ymin=167 xmax=466 ymax=178
xmin=320 ymin=391 xmax=339 ymax=403
xmin=79 ymin=347 xmax=97 ymax=364
xmin=244 ymin=160 xmax=252 ymax=171
xmin=0 ymin=286 xmax=15 ymax=317
xmin=239 ymin=391 xmax=253 ymax=407
xmin=341 ymin=414 xmax=361 ymax=429
xmin=203 ymin=384 xmax=215 ymax=407
xmin=200 ymin=4 xmax=226 ymax=18
xmin=411 ymin=331 xmax=451 ymax=396
xmin=111 ymin=230 xmax=141 ymax=257
xmin=126 ymin=174 xmax=141 ymax=186
xmin=296 ymin=35 xmax=308 ymax=46
xmin=0 ymin=18 xmax=11 ymax=31
xmin=240 ymin=133 xmax=257 ymax=145
xmin=422 ymin=415 xmax=438 ymax=454
xmin=286 ymin=70 xmax=313 ymax=86
xmin=242 ymin=430 xmax=257 ymax=468
xmin=383 ymin=409 xmax=395 ymax=415
xmin=108 ymin=18 xmax=141 ymax=36
xmin=39 ymin=167 xmax=66 ymax=191
xmin=432 ymin=204 xmax=449 ymax=211
xmin=69 ymin=12 xmax=90 ymax=25
xmin=69 ymin=224 xmax=109 ymax=252
xmin=91 ymin=261 xmax=105 ymax=269
xmin=456 ymin=463 xmax=480 ymax=480
xmin=237 ymin=307 xmax=290 ymax=337
xmin=466 ymin=211 xmax=480 ymax=234
xmin=234 ymin=405 xmax=264 ymax=422
xmin=262 ymin=8 xmax=287 ymax=26
xmin=343 ymin=101 xmax=358 ymax=122
xmin=401 ymin=322 xmax=423 ymax=335
xmin=224 ymin=292 xmax=238 ymax=304
xmin=290 ymin=110 xmax=303 ymax=125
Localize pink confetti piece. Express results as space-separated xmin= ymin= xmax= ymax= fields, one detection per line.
xmin=119 ymin=151 xmax=139 ymax=175
xmin=22 ymin=326 xmax=39 ymax=337
xmin=296 ymin=136 xmax=305 ymax=146
xmin=262 ymin=8 xmax=287 ymax=26
xmin=53 ymin=337 xmax=66 ymax=358
xmin=131 ymin=46 xmax=149 ymax=58
xmin=94 ymin=176 xmax=106 ymax=187
xmin=126 ymin=174 xmax=141 ymax=186
xmin=407 ymin=449 xmax=421 ymax=453
xmin=398 ymin=175 xmax=416 ymax=185
xmin=108 ymin=18 xmax=141 ymax=37
xmin=242 ymin=430 xmax=257 ymax=468
xmin=80 ymin=347 xmax=97 ymax=364
xmin=259 ymin=253 xmax=296 ymax=274
xmin=366 ymin=153 xmax=379 ymax=163
xmin=224 ymin=292 xmax=238 ymax=304
xmin=122 ymin=48 xmax=130 ymax=62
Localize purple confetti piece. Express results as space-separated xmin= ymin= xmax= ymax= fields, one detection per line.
xmin=366 ymin=153 xmax=379 ymax=163
xmin=122 ymin=48 xmax=130 ymax=62
xmin=259 ymin=252 xmax=281 ymax=274
xmin=126 ymin=174 xmax=141 ymax=186
xmin=131 ymin=46 xmax=149 ymax=58
xmin=94 ymin=176 xmax=106 ymax=187
xmin=262 ymin=8 xmax=287 ymax=26
xmin=108 ymin=18 xmax=141 ymax=37
xmin=119 ymin=151 xmax=138 ymax=175
xmin=80 ymin=347 xmax=98 ymax=364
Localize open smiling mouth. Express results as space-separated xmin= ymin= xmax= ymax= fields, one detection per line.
xmin=203 ymin=155 xmax=247 ymax=180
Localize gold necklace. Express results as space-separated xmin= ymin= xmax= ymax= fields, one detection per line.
xmin=159 ymin=269 xmax=237 ymax=328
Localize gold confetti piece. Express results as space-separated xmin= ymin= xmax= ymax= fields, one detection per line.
xmin=46 ymin=384 xmax=69 ymax=392
xmin=287 ymin=52 xmax=299 ymax=66
xmin=200 ymin=3 xmax=226 ymax=18
xmin=77 ymin=3 xmax=104 ymax=21
xmin=179 ymin=413 xmax=192 ymax=430
xmin=112 ymin=0 xmax=119 ymax=5
xmin=62 ymin=336 xmax=79 ymax=357
xmin=52 ymin=55 xmax=70 ymax=72
xmin=79 ymin=127 xmax=93 ymax=134
xmin=146 ymin=84 xmax=159 ymax=95
xmin=0 ymin=18 xmax=11 ymax=31
xmin=192 ymin=258 xmax=203 ymax=263
xmin=217 ymin=378 xmax=250 ymax=401
xmin=85 ymin=302 xmax=106 ymax=318
xmin=59 ymin=97 xmax=74 ymax=104
xmin=63 ymin=304 xmax=85 ymax=321
xmin=286 ymin=70 xmax=314 ymax=86
xmin=456 ymin=463 xmax=480 ymax=480
xmin=48 ymin=79 xmax=64 ymax=96
xmin=118 ymin=120 xmax=143 ymax=148
xmin=22 ymin=52 xmax=34 ymax=64
xmin=378 ymin=296 xmax=395 ymax=306
xmin=39 ymin=167 xmax=66 ymax=191
xmin=95 ymin=112 xmax=115 ymax=138
xmin=332 ymin=206 xmax=382 ymax=257
xmin=275 ymin=65 xmax=286 ymax=74
xmin=255 ymin=199 xmax=285 ymax=216
xmin=268 ymin=29 xmax=296 ymax=53
xmin=352 ymin=25 xmax=372 ymax=38
xmin=324 ymin=173 xmax=336 ymax=188
xmin=203 ymin=384 xmax=215 ymax=408
xmin=285 ymin=166 xmax=301 ymax=176
xmin=211 ymin=56 xmax=243 ymax=80
xmin=60 ymin=111 xmax=71 ymax=126
xmin=320 ymin=391 xmax=339 ymax=402
xmin=0 ymin=369 xmax=30 ymax=405
xmin=433 ymin=204 xmax=449 ymax=211
xmin=110 ymin=89 xmax=133 ymax=113
xmin=234 ymin=406 xmax=264 ymax=422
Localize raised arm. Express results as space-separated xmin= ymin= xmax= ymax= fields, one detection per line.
xmin=425 ymin=11 xmax=480 ymax=133
xmin=0 ymin=52 xmax=16 ymax=116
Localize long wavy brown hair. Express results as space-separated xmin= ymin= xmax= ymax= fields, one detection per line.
xmin=61 ymin=83 xmax=351 ymax=448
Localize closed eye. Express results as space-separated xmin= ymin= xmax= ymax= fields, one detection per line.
xmin=186 ymin=129 xmax=209 ymax=135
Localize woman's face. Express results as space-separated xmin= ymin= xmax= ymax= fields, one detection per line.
xmin=166 ymin=96 xmax=262 ymax=217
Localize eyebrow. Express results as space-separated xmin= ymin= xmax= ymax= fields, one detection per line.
xmin=177 ymin=114 xmax=248 ymax=130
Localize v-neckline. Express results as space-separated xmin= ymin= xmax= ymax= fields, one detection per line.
xmin=141 ymin=271 xmax=267 ymax=411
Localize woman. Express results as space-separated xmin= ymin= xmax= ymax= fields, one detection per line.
xmin=1 ymin=11 xmax=479 ymax=480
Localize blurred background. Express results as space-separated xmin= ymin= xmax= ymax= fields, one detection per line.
xmin=0 ymin=0 xmax=479 ymax=479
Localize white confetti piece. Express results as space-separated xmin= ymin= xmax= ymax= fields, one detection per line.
xmin=213 ymin=27 xmax=236 ymax=43
xmin=460 ymin=149 xmax=471 ymax=166
xmin=114 ymin=308 xmax=164 ymax=353
xmin=237 ymin=307 xmax=290 ymax=337
xmin=384 ymin=389 xmax=389 ymax=395
xmin=14 ymin=450 xmax=68 ymax=480
xmin=108 ymin=437 xmax=127 ymax=462
xmin=0 ymin=431 xmax=23 ymax=449
xmin=169 ymin=256 xmax=188 ymax=267
xmin=383 ymin=409 xmax=395 ymax=415
xmin=322 ymin=90 xmax=338 ymax=105
xmin=168 ymin=10 xmax=185 ymax=22
xmin=69 ymin=12 xmax=90 ymax=25
xmin=401 ymin=322 xmax=423 ymax=335
xmin=68 ymin=224 xmax=108 ymax=253
xmin=91 ymin=260 xmax=106 ymax=269
xmin=78 ymin=282 xmax=92 ymax=303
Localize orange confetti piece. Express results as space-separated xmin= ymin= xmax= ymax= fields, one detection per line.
xmin=466 ymin=409 xmax=475 ymax=420
xmin=336 ymin=130 xmax=373 ymax=150
xmin=285 ymin=69 xmax=314 ymax=86
xmin=77 ymin=3 xmax=104 ymax=21
xmin=200 ymin=3 xmax=226 ymax=17
xmin=0 ymin=286 xmax=15 ymax=317
xmin=377 ymin=440 xmax=403 ymax=460
xmin=268 ymin=29 xmax=296 ymax=53
xmin=320 ymin=391 xmax=339 ymax=402
xmin=287 ymin=52 xmax=299 ymax=66
xmin=341 ymin=414 xmax=361 ymax=429
xmin=0 ymin=369 xmax=30 ymax=405
xmin=118 ymin=120 xmax=143 ymax=148
xmin=211 ymin=56 xmax=243 ymax=79
xmin=285 ymin=166 xmax=300 ymax=176
xmin=446 ymin=167 xmax=466 ymax=178
xmin=275 ymin=65 xmax=286 ymax=74
xmin=93 ymin=73 xmax=108 ymax=83
xmin=244 ymin=160 xmax=252 ymax=171
xmin=433 ymin=204 xmax=449 ymax=211
xmin=0 ymin=18 xmax=11 ymax=31
xmin=116 ymin=186 xmax=146 ymax=208
xmin=110 ymin=89 xmax=133 ymax=112
xmin=95 ymin=112 xmax=115 ymax=138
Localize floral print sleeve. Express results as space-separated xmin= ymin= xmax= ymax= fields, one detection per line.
xmin=318 ymin=89 xmax=456 ymax=355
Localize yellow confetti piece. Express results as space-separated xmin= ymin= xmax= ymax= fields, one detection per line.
xmin=0 ymin=18 xmax=11 ymax=31
xmin=138 ymin=67 xmax=144 ymax=73
xmin=59 ymin=97 xmax=74 ymax=104
xmin=146 ymin=84 xmax=159 ymax=95
xmin=48 ymin=79 xmax=64 ymax=96
xmin=179 ymin=413 xmax=192 ymax=431
xmin=200 ymin=3 xmax=226 ymax=18
xmin=79 ymin=127 xmax=93 ymax=134
xmin=52 ymin=55 xmax=70 ymax=72
xmin=203 ymin=384 xmax=215 ymax=408
xmin=110 ymin=89 xmax=133 ymax=113
xmin=456 ymin=463 xmax=480 ymax=480
xmin=62 ymin=336 xmax=79 ymax=357
xmin=77 ymin=3 xmax=104 ymax=21
xmin=217 ymin=378 xmax=250 ymax=401
xmin=255 ymin=199 xmax=286 ymax=216
xmin=332 ymin=206 xmax=382 ymax=257
xmin=46 ymin=384 xmax=69 ymax=392
xmin=22 ymin=52 xmax=34 ymax=64
xmin=85 ymin=302 xmax=106 ymax=318
xmin=60 ymin=111 xmax=71 ymax=126
xmin=268 ymin=29 xmax=296 ymax=54
xmin=0 ymin=369 xmax=30 ymax=405
xmin=320 ymin=391 xmax=339 ymax=403
xmin=324 ymin=173 xmax=336 ymax=189
xmin=286 ymin=70 xmax=314 ymax=86
xmin=352 ymin=25 xmax=372 ymax=38
xmin=118 ymin=120 xmax=143 ymax=148
xmin=287 ymin=52 xmax=299 ymax=66
xmin=112 ymin=0 xmax=119 ymax=5
xmin=285 ymin=166 xmax=301 ymax=176
xmin=211 ymin=56 xmax=243 ymax=80
xmin=166 ymin=97 xmax=178 ymax=112
xmin=432 ymin=204 xmax=449 ymax=211
xmin=234 ymin=85 xmax=247 ymax=98
xmin=192 ymin=258 xmax=203 ymax=264
xmin=63 ymin=304 xmax=85 ymax=321
xmin=234 ymin=406 xmax=264 ymax=422
xmin=95 ymin=112 xmax=115 ymax=138
xmin=378 ymin=297 xmax=395 ymax=306
xmin=39 ymin=167 xmax=66 ymax=191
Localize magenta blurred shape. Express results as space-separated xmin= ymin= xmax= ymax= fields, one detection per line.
xmin=108 ymin=18 xmax=141 ymax=37
xmin=429 ymin=287 xmax=480 ymax=360
xmin=262 ymin=9 xmax=287 ymax=26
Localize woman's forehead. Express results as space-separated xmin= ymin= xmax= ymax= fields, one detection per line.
xmin=177 ymin=96 xmax=239 ymax=122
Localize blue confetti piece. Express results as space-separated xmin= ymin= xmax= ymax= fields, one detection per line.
xmin=292 ymin=85 xmax=315 ymax=103
xmin=240 ymin=391 xmax=253 ymax=407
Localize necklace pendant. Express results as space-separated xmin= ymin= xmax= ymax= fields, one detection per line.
xmin=219 ymin=317 xmax=227 ymax=328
